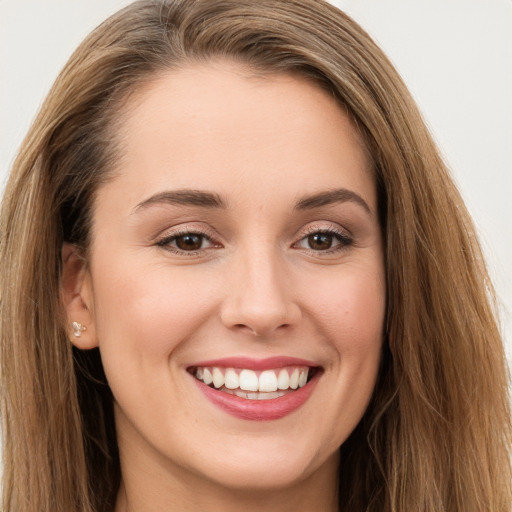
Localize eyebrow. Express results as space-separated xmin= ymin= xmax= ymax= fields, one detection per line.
xmin=134 ymin=189 xmax=226 ymax=212
xmin=133 ymin=187 xmax=371 ymax=215
xmin=295 ymin=188 xmax=372 ymax=215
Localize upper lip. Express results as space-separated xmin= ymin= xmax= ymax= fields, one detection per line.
xmin=187 ymin=356 xmax=320 ymax=371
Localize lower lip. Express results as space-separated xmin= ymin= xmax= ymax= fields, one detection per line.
xmin=192 ymin=372 xmax=320 ymax=421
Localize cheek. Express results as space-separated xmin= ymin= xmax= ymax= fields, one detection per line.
xmin=90 ymin=257 xmax=221 ymax=361
xmin=294 ymin=264 xmax=385 ymax=454
xmin=307 ymin=264 xmax=386 ymax=353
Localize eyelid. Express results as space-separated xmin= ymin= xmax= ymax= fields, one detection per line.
xmin=299 ymin=222 xmax=352 ymax=237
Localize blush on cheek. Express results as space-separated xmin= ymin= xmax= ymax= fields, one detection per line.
xmin=94 ymin=266 xmax=221 ymax=360
xmin=313 ymin=276 xmax=384 ymax=346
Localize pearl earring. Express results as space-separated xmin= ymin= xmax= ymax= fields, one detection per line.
xmin=72 ymin=321 xmax=87 ymax=338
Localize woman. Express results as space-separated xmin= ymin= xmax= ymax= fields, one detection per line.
xmin=1 ymin=0 xmax=510 ymax=510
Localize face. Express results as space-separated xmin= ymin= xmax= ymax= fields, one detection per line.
xmin=65 ymin=62 xmax=385 ymax=497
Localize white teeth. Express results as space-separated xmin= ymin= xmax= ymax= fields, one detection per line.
xmin=202 ymin=368 xmax=213 ymax=385
xmin=277 ymin=369 xmax=290 ymax=390
xmin=193 ymin=366 xmax=313 ymax=396
xmin=239 ymin=369 xmax=259 ymax=391
xmin=223 ymin=389 xmax=287 ymax=400
xmin=259 ymin=370 xmax=278 ymax=392
xmin=224 ymin=368 xmax=239 ymax=390
xmin=289 ymin=368 xmax=299 ymax=389
xmin=298 ymin=369 xmax=308 ymax=388
xmin=212 ymin=367 xmax=224 ymax=389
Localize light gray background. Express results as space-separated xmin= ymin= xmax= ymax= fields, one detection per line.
xmin=1 ymin=0 xmax=511 ymax=366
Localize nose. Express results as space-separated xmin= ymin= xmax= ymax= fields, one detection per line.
xmin=220 ymin=247 xmax=301 ymax=337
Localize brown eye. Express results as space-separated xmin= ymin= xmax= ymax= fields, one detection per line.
xmin=294 ymin=228 xmax=353 ymax=254
xmin=174 ymin=234 xmax=204 ymax=251
xmin=307 ymin=232 xmax=334 ymax=250
xmin=156 ymin=228 xmax=219 ymax=254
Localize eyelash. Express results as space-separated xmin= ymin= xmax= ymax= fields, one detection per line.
xmin=293 ymin=226 xmax=353 ymax=255
xmin=155 ymin=228 xmax=218 ymax=255
xmin=155 ymin=225 xmax=353 ymax=256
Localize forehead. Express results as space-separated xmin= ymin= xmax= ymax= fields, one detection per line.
xmin=102 ymin=60 xmax=376 ymax=214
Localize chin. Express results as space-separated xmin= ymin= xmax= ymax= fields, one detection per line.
xmin=189 ymin=441 xmax=339 ymax=493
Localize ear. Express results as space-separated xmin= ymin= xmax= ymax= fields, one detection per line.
xmin=61 ymin=243 xmax=99 ymax=349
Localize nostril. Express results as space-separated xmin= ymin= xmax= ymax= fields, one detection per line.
xmin=233 ymin=324 xmax=262 ymax=336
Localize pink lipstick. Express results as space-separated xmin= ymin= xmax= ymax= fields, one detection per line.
xmin=188 ymin=357 xmax=321 ymax=421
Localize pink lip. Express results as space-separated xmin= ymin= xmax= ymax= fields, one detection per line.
xmin=189 ymin=356 xmax=318 ymax=371
xmin=189 ymin=361 xmax=321 ymax=421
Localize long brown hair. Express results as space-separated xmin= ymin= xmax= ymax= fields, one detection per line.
xmin=1 ymin=1 xmax=510 ymax=510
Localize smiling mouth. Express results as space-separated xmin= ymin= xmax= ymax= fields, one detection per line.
xmin=188 ymin=366 xmax=319 ymax=400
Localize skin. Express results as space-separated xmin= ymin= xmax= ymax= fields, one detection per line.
xmin=62 ymin=61 xmax=386 ymax=512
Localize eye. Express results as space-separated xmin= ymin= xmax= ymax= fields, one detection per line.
xmin=306 ymin=232 xmax=336 ymax=251
xmin=156 ymin=231 xmax=217 ymax=253
xmin=173 ymin=233 xmax=205 ymax=251
xmin=295 ymin=228 xmax=352 ymax=253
